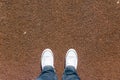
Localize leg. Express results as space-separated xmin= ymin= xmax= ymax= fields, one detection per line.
xmin=36 ymin=66 xmax=58 ymax=80
xmin=62 ymin=49 xmax=80 ymax=80
xmin=62 ymin=66 xmax=80 ymax=80
xmin=36 ymin=49 xmax=58 ymax=80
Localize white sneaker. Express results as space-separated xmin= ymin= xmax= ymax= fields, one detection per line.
xmin=41 ymin=48 xmax=54 ymax=69
xmin=66 ymin=49 xmax=78 ymax=69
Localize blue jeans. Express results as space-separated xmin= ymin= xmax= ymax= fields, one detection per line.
xmin=36 ymin=66 xmax=80 ymax=80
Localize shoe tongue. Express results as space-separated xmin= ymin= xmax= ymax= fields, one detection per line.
xmin=67 ymin=57 xmax=75 ymax=64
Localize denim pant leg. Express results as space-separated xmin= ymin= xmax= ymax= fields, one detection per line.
xmin=36 ymin=66 xmax=58 ymax=80
xmin=62 ymin=66 xmax=80 ymax=80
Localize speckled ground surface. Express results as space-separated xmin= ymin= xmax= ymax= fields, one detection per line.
xmin=0 ymin=0 xmax=120 ymax=80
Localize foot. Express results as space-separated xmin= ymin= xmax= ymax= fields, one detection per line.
xmin=66 ymin=49 xmax=78 ymax=69
xmin=41 ymin=48 xmax=54 ymax=69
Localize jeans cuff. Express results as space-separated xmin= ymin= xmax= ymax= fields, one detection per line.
xmin=42 ymin=66 xmax=55 ymax=72
xmin=64 ymin=66 xmax=77 ymax=74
